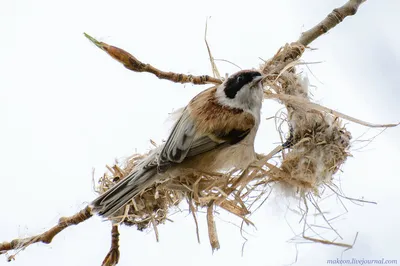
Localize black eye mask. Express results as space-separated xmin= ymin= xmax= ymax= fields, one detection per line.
xmin=224 ymin=71 xmax=261 ymax=99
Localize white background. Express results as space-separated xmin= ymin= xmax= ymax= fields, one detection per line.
xmin=1 ymin=0 xmax=399 ymax=265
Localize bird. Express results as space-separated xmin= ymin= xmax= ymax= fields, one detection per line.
xmin=91 ymin=69 xmax=264 ymax=218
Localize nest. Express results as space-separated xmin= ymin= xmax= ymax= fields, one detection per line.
xmin=95 ymin=43 xmax=353 ymax=248
xmin=97 ymin=153 xmax=263 ymax=230
xmin=264 ymin=70 xmax=352 ymax=193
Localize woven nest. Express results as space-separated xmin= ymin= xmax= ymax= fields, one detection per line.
xmin=95 ymin=43 xmax=352 ymax=247
xmin=264 ymin=72 xmax=352 ymax=193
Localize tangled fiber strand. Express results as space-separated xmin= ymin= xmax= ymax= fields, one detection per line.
xmin=261 ymin=44 xmax=352 ymax=194
xmin=98 ymin=153 xmax=264 ymax=249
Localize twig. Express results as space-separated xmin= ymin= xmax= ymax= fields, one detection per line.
xmin=207 ymin=201 xmax=220 ymax=252
xmin=188 ymin=198 xmax=201 ymax=244
xmin=151 ymin=214 xmax=160 ymax=242
xmin=84 ymin=33 xmax=222 ymax=86
xmin=102 ymin=225 xmax=120 ymax=266
xmin=261 ymin=0 xmax=367 ymax=78
xmin=204 ymin=18 xmax=221 ymax=80
xmin=0 ymin=206 xmax=92 ymax=260
xmin=298 ymin=0 xmax=366 ymax=46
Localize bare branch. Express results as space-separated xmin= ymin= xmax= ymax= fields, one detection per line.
xmin=298 ymin=0 xmax=366 ymax=46
xmin=207 ymin=201 xmax=220 ymax=251
xmin=102 ymin=225 xmax=120 ymax=266
xmin=0 ymin=206 xmax=92 ymax=259
xmin=84 ymin=33 xmax=222 ymax=86
xmin=188 ymin=198 xmax=201 ymax=244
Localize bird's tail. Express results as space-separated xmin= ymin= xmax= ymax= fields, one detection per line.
xmin=91 ymin=167 xmax=158 ymax=218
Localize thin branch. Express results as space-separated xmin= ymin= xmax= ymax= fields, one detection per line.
xmin=151 ymin=214 xmax=160 ymax=242
xmin=207 ymin=201 xmax=220 ymax=252
xmin=298 ymin=0 xmax=366 ymax=46
xmin=0 ymin=206 xmax=92 ymax=259
xmin=84 ymin=33 xmax=222 ymax=86
xmin=261 ymin=0 xmax=367 ymax=79
xmin=102 ymin=225 xmax=120 ymax=266
xmin=188 ymin=198 xmax=201 ymax=244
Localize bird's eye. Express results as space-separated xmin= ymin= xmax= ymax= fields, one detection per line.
xmin=236 ymin=76 xmax=243 ymax=83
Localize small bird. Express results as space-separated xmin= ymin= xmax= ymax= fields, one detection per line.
xmin=91 ymin=70 xmax=264 ymax=217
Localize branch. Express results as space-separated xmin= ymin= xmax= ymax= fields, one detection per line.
xmin=102 ymin=225 xmax=120 ymax=266
xmin=83 ymin=0 xmax=366 ymax=89
xmin=84 ymin=33 xmax=222 ymax=86
xmin=0 ymin=206 xmax=92 ymax=260
xmin=262 ymin=0 xmax=366 ymax=76
xmin=206 ymin=201 xmax=220 ymax=252
xmin=298 ymin=0 xmax=366 ymax=46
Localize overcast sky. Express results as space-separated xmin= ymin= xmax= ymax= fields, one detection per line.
xmin=1 ymin=0 xmax=399 ymax=266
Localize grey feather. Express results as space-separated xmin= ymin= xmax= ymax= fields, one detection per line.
xmin=94 ymin=167 xmax=158 ymax=217
xmin=186 ymin=136 xmax=221 ymax=157
xmin=91 ymin=109 xmax=222 ymax=217
xmin=159 ymin=109 xmax=196 ymax=164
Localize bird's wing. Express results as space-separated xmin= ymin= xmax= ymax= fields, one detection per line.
xmin=157 ymin=108 xmax=199 ymax=170
xmin=92 ymin=102 xmax=252 ymax=217
xmin=157 ymin=108 xmax=251 ymax=171
xmin=92 ymin=109 xmax=221 ymax=217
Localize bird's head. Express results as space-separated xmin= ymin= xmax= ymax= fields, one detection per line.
xmin=216 ymin=70 xmax=264 ymax=119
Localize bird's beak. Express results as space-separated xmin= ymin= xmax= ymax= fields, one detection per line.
xmin=253 ymin=76 xmax=263 ymax=83
xmin=252 ymin=75 xmax=264 ymax=90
